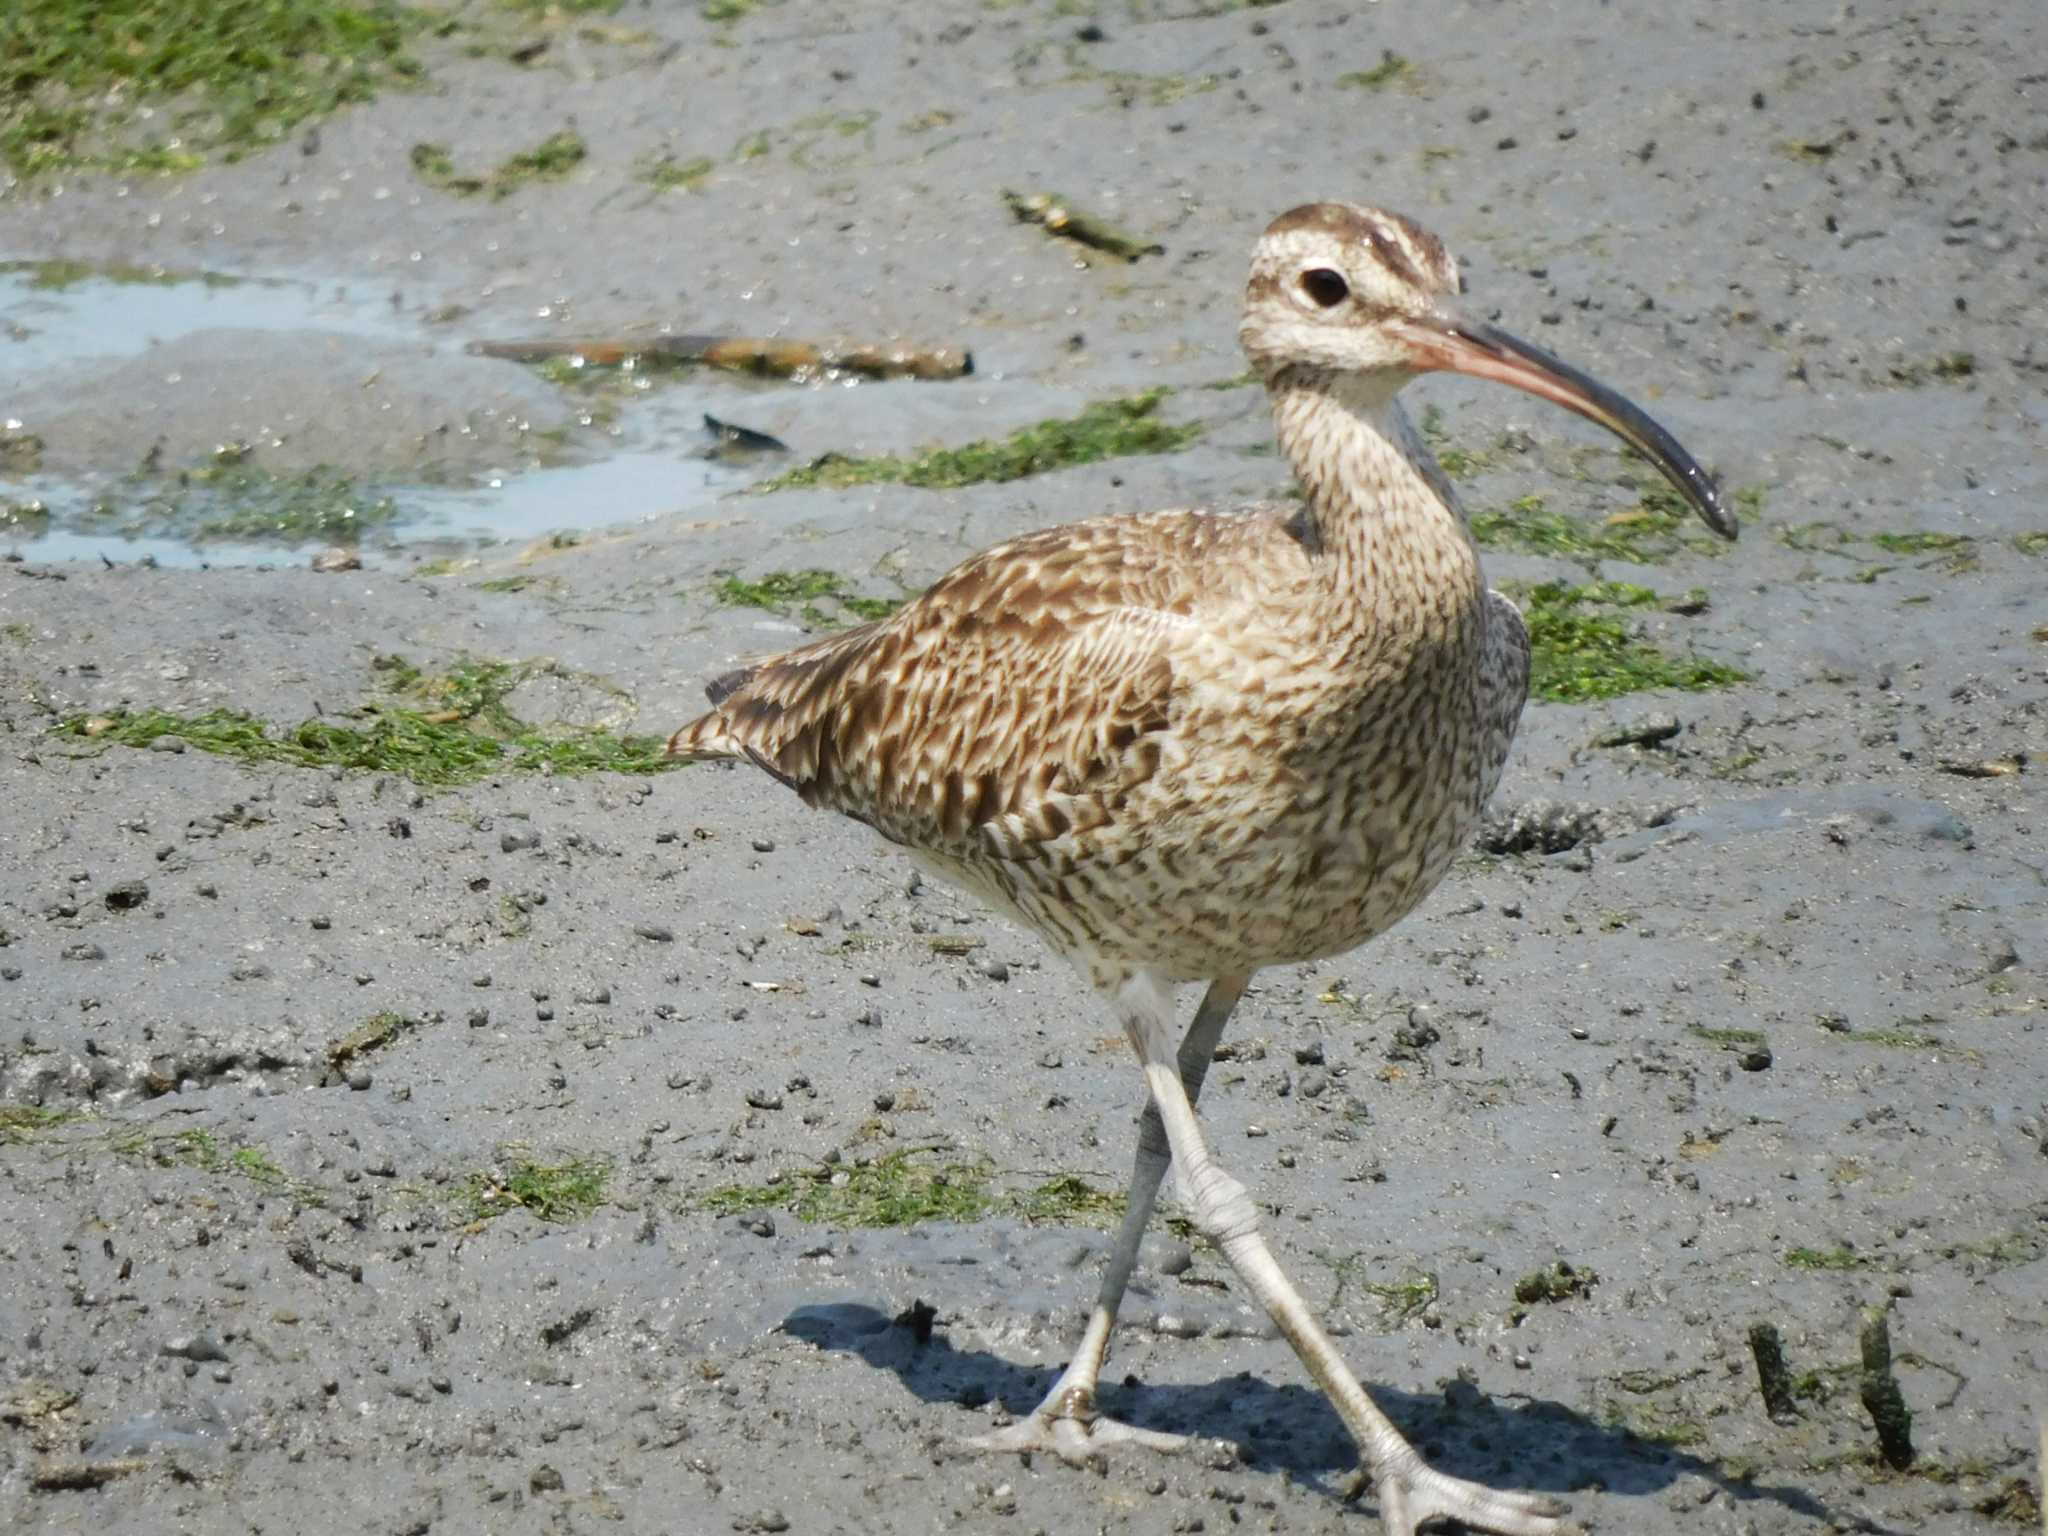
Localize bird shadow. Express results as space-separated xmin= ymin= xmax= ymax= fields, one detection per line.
xmin=780 ymin=1300 xmax=1849 ymax=1528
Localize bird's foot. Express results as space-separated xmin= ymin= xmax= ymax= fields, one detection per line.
xmin=1346 ymin=1457 xmax=1580 ymax=1536
xmin=961 ymin=1386 xmax=1189 ymax=1465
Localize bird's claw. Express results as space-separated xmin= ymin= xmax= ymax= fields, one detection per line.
xmin=1356 ymin=1457 xmax=1580 ymax=1536
xmin=962 ymin=1410 xmax=1192 ymax=1465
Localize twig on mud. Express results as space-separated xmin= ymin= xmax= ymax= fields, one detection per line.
xmin=1859 ymin=1304 xmax=1915 ymax=1470
xmin=469 ymin=334 xmax=972 ymax=381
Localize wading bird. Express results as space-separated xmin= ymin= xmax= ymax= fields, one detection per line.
xmin=670 ymin=202 xmax=1735 ymax=1535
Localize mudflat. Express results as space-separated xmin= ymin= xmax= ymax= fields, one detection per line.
xmin=1 ymin=4 xmax=2042 ymax=1533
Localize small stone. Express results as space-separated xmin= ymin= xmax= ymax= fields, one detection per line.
xmin=61 ymin=942 xmax=105 ymax=961
xmin=529 ymin=1464 xmax=564 ymax=1493
xmin=744 ymin=1088 xmax=783 ymax=1110
xmin=634 ymin=923 xmax=675 ymax=943
xmin=1739 ymin=1048 xmax=1773 ymax=1072
xmin=309 ymin=914 xmax=332 ymax=930
xmin=1147 ymin=1240 xmax=1193 ymax=1277
xmin=1293 ymin=1039 xmax=1325 ymax=1065
xmin=104 ymin=880 xmax=149 ymax=911
xmin=500 ymin=829 xmax=540 ymax=853
xmin=751 ymin=837 xmax=776 ymax=854
xmin=311 ymin=546 xmax=361 ymax=573
xmin=161 ymin=1333 xmax=229 ymax=1363
xmin=980 ymin=958 xmax=1009 ymax=982
xmin=348 ymin=1069 xmax=373 ymax=1091
xmin=1592 ymin=712 xmax=1682 ymax=749
xmin=740 ymin=1215 xmax=776 ymax=1238
xmin=750 ymin=1513 xmax=790 ymax=1534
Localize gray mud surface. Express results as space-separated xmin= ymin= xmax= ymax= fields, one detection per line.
xmin=2 ymin=3 xmax=2044 ymax=1533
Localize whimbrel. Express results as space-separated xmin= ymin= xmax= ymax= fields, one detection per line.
xmin=670 ymin=203 xmax=1735 ymax=1536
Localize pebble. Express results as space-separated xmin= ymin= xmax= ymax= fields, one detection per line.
xmin=161 ymin=1333 xmax=229 ymax=1362
xmin=61 ymin=942 xmax=105 ymax=961
xmin=348 ymin=1069 xmax=373 ymax=1092
xmin=103 ymin=880 xmax=149 ymax=911
xmin=980 ymin=958 xmax=1009 ymax=982
xmin=529 ymin=1464 xmax=564 ymax=1493
xmin=500 ymin=829 xmax=540 ymax=853
xmin=744 ymin=1088 xmax=783 ymax=1110
xmin=1592 ymin=712 xmax=1682 ymax=749
xmin=310 ymin=546 xmax=361 ymax=573
xmin=634 ymin=923 xmax=675 ymax=942
xmin=1146 ymin=1239 xmax=1193 ymax=1277
xmin=751 ymin=837 xmax=775 ymax=854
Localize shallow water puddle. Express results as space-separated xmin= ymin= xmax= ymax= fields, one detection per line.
xmin=0 ymin=262 xmax=418 ymax=371
xmin=0 ymin=262 xmax=774 ymax=567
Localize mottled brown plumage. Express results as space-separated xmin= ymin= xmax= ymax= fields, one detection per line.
xmin=668 ymin=204 xmax=1731 ymax=1536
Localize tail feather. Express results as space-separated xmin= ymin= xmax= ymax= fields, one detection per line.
xmin=667 ymin=660 xmax=766 ymax=761
xmin=666 ymin=709 xmax=742 ymax=761
xmin=705 ymin=665 xmax=757 ymax=707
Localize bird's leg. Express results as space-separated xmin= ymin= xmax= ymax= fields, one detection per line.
xmin=1119 ymin=972 xmax=1578 ymax=1536
xmin=965 ymin=974 xmax=1250 ymax=1463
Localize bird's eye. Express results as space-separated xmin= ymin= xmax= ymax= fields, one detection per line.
xmin=1299 ymin=268 xmax=1349 ymax=308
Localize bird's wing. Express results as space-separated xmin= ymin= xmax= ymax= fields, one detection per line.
xmin=672 ymin=515 xmax=1245 ymax=857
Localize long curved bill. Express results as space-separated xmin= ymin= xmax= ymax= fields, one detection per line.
xmin=1392 ymin=308 xmax=1738 ymax=540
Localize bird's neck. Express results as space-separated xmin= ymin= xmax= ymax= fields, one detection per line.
xmin=1267 ymin=364 xmax=1483 ymax=615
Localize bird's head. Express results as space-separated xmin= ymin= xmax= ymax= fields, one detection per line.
xmin=1240 ymin=202 xmax=1735 ymax=539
